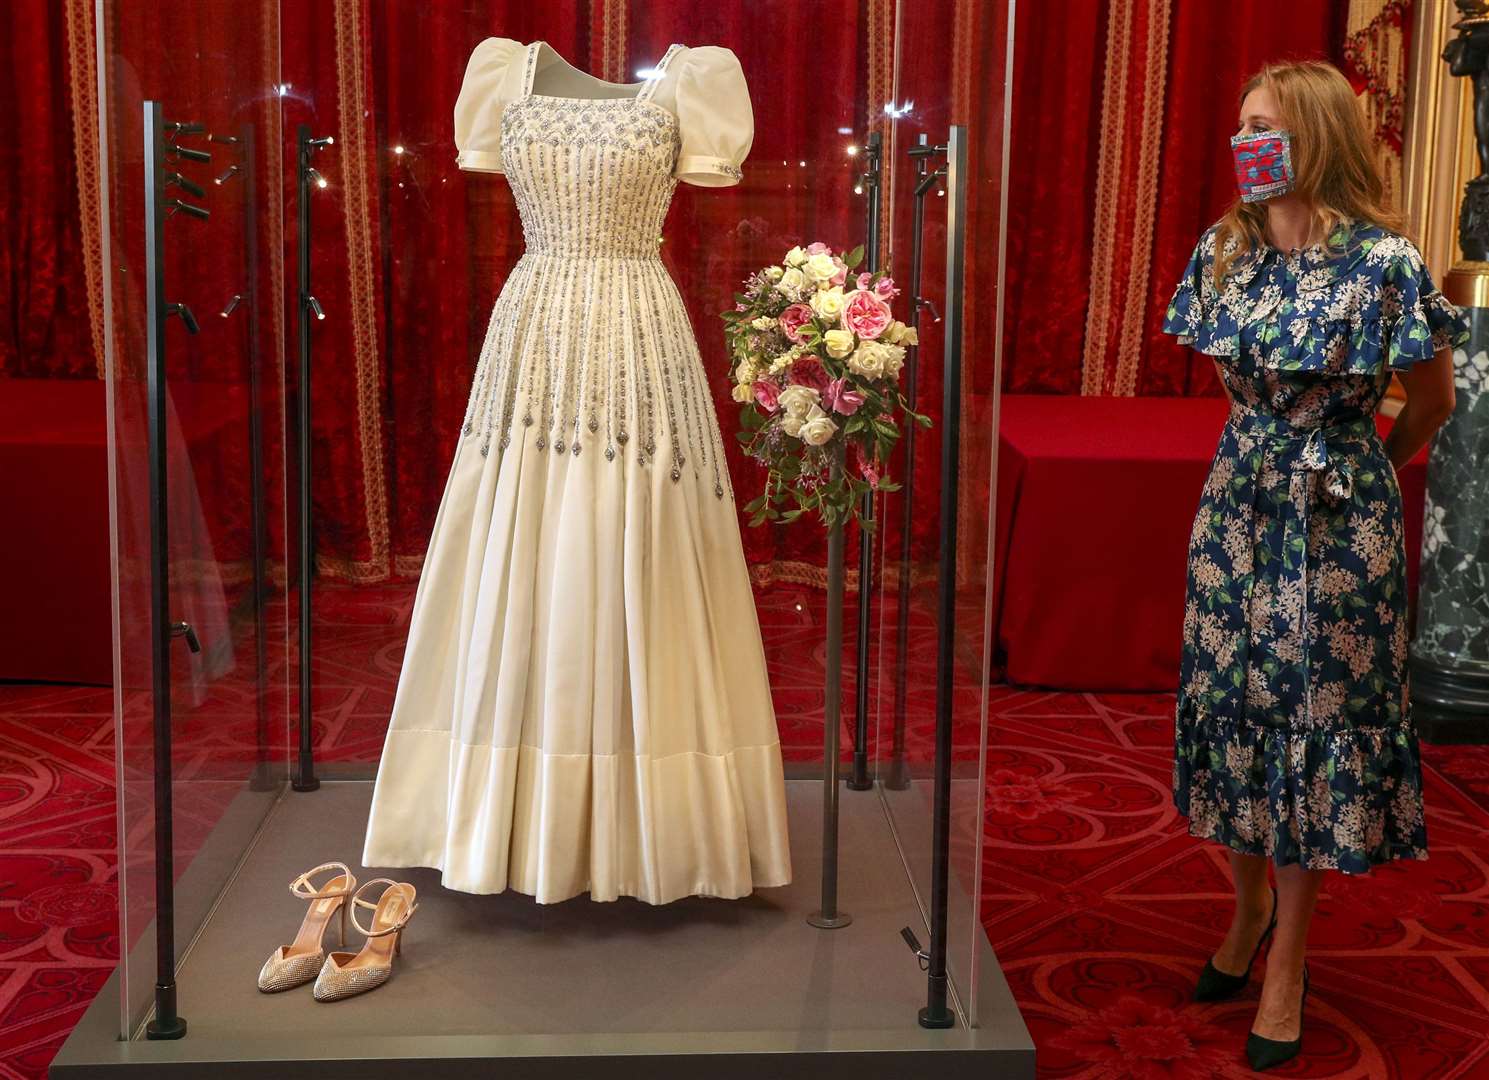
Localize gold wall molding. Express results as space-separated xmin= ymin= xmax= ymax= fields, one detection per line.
xmin=1403 ymin=0 xmax=1477 ymax=282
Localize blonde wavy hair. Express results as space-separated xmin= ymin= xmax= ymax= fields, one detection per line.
xmin=1212 ymin=59 xmax=1409 ymax=288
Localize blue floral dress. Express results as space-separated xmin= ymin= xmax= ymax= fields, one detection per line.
xmin=1161 ymin=217 xmax=1469 ymax=874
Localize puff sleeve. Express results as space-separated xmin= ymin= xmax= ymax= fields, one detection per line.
xmin=1161 ymin=225 xmax=1241 ymax=356
xmin=673 ymin=46 xmax=753 ymax=187
xmin=1381 ymin=239 xmax=1470 ymax=370
xmin=453 ymin=36 xmax=522 ymax=173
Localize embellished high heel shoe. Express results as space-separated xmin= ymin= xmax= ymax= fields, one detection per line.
xmin=1194 ymin=886 xmax=1277 ymax=1002
xmin=257 ymin=861 xmax=357 ymax=992
xmin=1247 ymin=964 xmax=1309 ymax=1071
xmin=312 ymin=878 xmax=418 ymax=1002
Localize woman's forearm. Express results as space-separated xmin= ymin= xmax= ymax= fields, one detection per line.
xmin=1383 ymin=397 xmax=1448 ymax=472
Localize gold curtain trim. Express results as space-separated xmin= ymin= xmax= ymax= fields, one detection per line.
xmin=64 ymin=0 xmax=106 ymax=380
xmin=591 ymin=0 xmax=628 ymax=84
xmin=1081 ymin=0 xmax=1135 ymax=396
xmin=332 ymin=0 xmax=391 ymax=582
xmin=1112 ymin=0 xmax=1172 ymax=397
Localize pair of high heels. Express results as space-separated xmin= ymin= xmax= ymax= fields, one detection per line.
xmin=1192 ymin=888 xmax=1310 ymax=1070
xmin=256 ymin=861 xmax=419 ymax=1002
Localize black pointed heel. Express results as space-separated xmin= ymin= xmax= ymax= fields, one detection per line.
xmin=1194 ymin=887 xmax=1277 ymax=1002
xmin=1246 ymin=964 xmax=1309 ymax=1071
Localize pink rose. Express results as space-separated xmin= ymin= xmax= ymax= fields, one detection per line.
xmin=823 ymin=376 xmax=865 ymax=416
xmin=752 ymin=379 xmax=781 ymax=413
xmin=805 ymin=241 xmax=830 ymax=256
xmin=830 ymin=258 xmax=849 ymax=287
xmin=788 ymin=355 xmax=832 ymax=394
xmin=855 ymin=271 xmax=874 ymax=291
xmin=840 ymin=289 xmax=894 ymax=340
xmin=873 ymin=275 xmax=898 ymax=300
xmin=778 ymin=303 xmax=814 ymax=343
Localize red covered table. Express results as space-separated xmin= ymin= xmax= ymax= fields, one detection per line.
xmin=1 ymin=378 xmax=113 ymax=684
xmin=990 ymin=394 xmax=1428 ymax=692
xmin=1 ymin=377 xmax=250 ymax=686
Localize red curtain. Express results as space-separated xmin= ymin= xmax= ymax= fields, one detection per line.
xmin=1000 ymin=0 xmax=1354 ymax=395
xmin=13 ymin=0 xmax=1373 ymax=583
xmin=0 ymin=1 xmax=96 ymax=378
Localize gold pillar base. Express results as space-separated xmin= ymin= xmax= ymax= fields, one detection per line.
xmin=1444 ymin=261 xmax=1489 ymax=307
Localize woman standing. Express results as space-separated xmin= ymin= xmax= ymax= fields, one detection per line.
xmin=1161 ymin=60 xmax=1466 ymax=1070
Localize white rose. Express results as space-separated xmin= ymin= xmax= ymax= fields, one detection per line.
xmin=898 ymin=324 xmax=919 ymax=346
xmin=803 ymin=251 xmax=839 ymax=285
xmin=799 ymin=406 xmax=838 ymax=446
xmin=784 ymin=246 xmax=808 ymax=268
xmin=734 ymin=360 xmax=757 ymax=385
xmin=775 ymin=266 xmax=806 ymax=297
xmin=822 ymin=328 xmax=855 ymax=359
xmin=765 ymin=265 xmax=785 ymax=280
xmin=847 ymin=341 xmax=886 ymax=379
xmin=878 ymin=343 xmax=906 ymax=381
xmin=732 ymin=381 xmax=754 ymax=403
xmin=777 ymin=383 xmax=821 ymax=419
xmin=810 ymin=286 xmax=847 ymax=322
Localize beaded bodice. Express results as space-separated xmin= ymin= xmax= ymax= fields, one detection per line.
xmin=456 ymin=42 xmax=735 ymax=501
xmin=500 ymin=96 xmax=681 ymax=259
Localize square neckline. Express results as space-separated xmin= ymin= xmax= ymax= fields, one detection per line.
xmin=525 ymin=39 xmax=685 ymax=108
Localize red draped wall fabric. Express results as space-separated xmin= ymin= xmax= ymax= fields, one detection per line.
xmin=1138 ymin=0 xmax=1352 ymax=396
xmin=999 ymin=0 xmax=1353 ymax=395
xmin=1 ymin=1 xmax=97 ymax=378
xmin=13 ymin=0 xmax=1377 ymax=585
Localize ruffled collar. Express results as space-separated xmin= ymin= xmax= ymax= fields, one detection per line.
xmin=1223 ymin=218 xmax=1378 ymax=292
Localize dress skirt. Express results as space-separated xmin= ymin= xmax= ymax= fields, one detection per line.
xmin=361 ymin=254 xmax=794 ymax=904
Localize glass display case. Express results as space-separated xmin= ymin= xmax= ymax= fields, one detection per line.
xmin=54 ymin=2 xmax=1028 ymax=1075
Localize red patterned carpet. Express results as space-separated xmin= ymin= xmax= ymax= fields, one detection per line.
xmin=2 ymin=581 xmax=1488 ymax=1079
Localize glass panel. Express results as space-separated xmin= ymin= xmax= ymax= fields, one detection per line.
xmin=277 ymin=7 xmax=882 ymax=787
xmin=97 ymin=0 xmax=288 ymax=1036
xmin=875 ymin=0 xmax=1011 ymax=1027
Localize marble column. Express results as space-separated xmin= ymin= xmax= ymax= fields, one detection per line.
xmin=1410 ymin=301 xmax=1489 ymax=744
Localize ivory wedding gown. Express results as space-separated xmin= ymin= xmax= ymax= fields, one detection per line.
xmin=360 ymin=38 xmax=793 ymax=904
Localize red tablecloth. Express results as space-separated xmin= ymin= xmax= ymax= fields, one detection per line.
xmin=2 ymin=378 xmax=249 ymax=686
xmin=991 ymin=394 xmax=1428 ymax=692
xmin=2 ymin=378 xmax=113 ymax=684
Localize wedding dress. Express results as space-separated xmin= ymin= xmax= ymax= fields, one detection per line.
xmin=360 ymin=37 xmax=793 ymax=905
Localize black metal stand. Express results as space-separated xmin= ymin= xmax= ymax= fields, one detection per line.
xmin=293 ymin=124 xmax=333 ymax=792
xmin=888 ymin=135 xmax=948 ymax=792
xmin=849 ymin=131 xmax=884 ymax=792
xmin=919 ymin=124 xmax=967 ymax=1031
xmin=142 ymin=100 xmax=212 ymax=1042
xmin=809 ymin=446 xmax=853 ymax=929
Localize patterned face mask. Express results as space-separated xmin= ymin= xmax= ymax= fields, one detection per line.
xmin=1230 ymin=129 xmax=1294 ymax=203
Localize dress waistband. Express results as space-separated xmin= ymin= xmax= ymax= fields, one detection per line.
xmin=519 ymin=248 xmax=665 ymax=263
xmin=1224 ymin=407 xmax=1376 ymax=444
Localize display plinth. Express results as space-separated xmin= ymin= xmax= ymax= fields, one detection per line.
xmin=52 ymin=779 xmax=1033 ymax=1079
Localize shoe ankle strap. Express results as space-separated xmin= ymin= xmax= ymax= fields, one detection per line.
xmin=348 ymin=878 xmax=419 ymax=938
xmin=289 ymin=860 xmax=356 ymax=901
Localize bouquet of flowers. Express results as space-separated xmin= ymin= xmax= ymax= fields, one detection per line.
xmin=720 ymin=241 xmax=930 ymax=530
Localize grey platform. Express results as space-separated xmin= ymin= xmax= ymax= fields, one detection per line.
xmin=52 ymin=779 xmax=1034 ymax=1079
